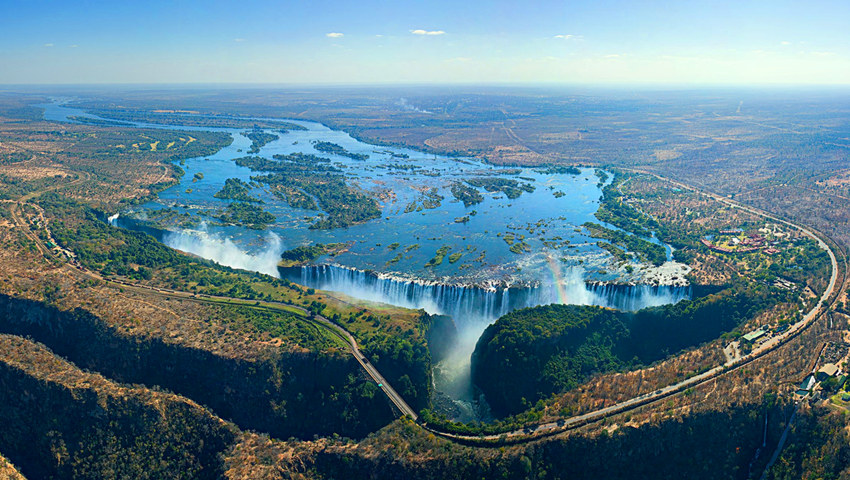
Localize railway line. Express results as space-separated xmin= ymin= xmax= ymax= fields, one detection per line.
xmin=8 ymin=168 xmax=843 ymax=446
xmin=421 ymin=170 xmax=842 ymax=444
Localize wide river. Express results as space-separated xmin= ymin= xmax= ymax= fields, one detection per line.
xmin=41 ymin=98 xmax=690 ymax=420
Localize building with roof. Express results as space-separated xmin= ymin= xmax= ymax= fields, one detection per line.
xmin=818 ymin=363 xmax=839 ymax=379
xmin=795 ymin=375 xmax=817 ymax=396
xmin=742 ymin=328 xmax=767 ymax=343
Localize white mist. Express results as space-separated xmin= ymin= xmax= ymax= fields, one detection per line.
xmin=163 ymin=224 xmax=285 ymax=277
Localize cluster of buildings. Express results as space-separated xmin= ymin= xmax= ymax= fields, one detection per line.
xmin=796 ymin=363 xmax=845 ymax=397
xmin=795 ymin=341 xmax=850 ymax=399
xmin=700 ymin=227 xmax=786 ymax=255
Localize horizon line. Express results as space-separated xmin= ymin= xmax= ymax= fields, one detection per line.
xmin=2 ymin=81 xmax=850 ymax=91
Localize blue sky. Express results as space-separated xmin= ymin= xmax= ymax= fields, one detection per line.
xmin=1 ymin=0 xmax=848 ymax=85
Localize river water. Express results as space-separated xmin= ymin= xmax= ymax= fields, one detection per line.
xmin=40 ymin=98 xmax=691 ymax=420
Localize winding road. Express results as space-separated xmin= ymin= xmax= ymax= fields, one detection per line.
xmin=7 ymin=197 xmax=419 ymax=421
xmin=420 ymin=170 xmax=841 ymax=443
xmin=8 ymin=167 xmax=842 ymax=445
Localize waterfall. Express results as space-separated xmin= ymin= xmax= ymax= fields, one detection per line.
xmin=283 ymin=264 xmax=691 ymax=331
xmin=584 ymin=282 xmax=692 ymax=311
xmin=285 ymin=263 xmax=693 ymax=422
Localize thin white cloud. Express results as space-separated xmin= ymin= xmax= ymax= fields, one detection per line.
xmin=553 ymin=34 xmax=582 ymax=40
xmin=411 ymin=29 xmax=445 ymax=36
xmin=811 ymin=51 xmax=835 ymax=57
xmin=69 ymin=44 xmax=78 ymax=48
xmin=780 ymin=41 xmax=791 ymax=46
xmin=234 ymin=38 xmax=246 ymax=42
xmin=604 ymin=54 xmax=622 ymax=58
xmin=44 ymin=43 xmax=54 ymax=47
xmin=326 ymin=32 xmax=344 ymax=38
xmin=554 ymin=34 xmax=573 ymax=39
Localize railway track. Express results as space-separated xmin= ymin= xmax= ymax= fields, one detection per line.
xmin=8 ymin=168 xmax=843 ymax=446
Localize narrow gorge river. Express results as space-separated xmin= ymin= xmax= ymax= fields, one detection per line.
xmin=41 ymin=98 xmax=692 ymax=420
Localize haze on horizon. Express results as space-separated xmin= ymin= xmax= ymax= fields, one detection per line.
xmin=1 ymin=0 xmax=849 ymax=86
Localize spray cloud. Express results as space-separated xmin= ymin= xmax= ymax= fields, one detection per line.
xmin=163 ymin=224 xmax=284 ymax=277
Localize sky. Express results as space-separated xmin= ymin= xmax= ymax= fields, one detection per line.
xmin=1 ymin=0 xmax=848 ymax=85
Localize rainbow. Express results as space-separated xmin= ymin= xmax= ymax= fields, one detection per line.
xmin=545 ymin=253 xmax=569 ymax=305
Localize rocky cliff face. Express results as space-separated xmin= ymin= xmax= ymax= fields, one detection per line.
xmin=424 ymin=314 xmax=458 ymax=364
xmin=238 ymin=401 xmax=788 ymax=480
xmin=0 ymin=294 xmax=394 ymax=440
xmin=0 ymin=334 xmax=235 ymax=479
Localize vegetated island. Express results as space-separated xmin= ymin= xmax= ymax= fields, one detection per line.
xmin=232 ymin=153 xmax=381 ymax=229
xmin=244 ymin=129 xmax=279 ymax=154
xmin=405 ymin=188 xmax=444 ymax=212
xmin=213 ymin=177 xmax=262 ymax=203
xmin=425 ymin=246 xmax=452 ymax=267
xmin=466 ymin=177 xmax=535 ymax=200
xmin=450 ymin=182 xmax=484 ymax=207
xmin=278 ymin=243 xmax=354 ymax=267
xmin=535 ymin=165 xmax=582 ymax=175
xmin=313 ymin=140 xmax=370 ymax=160
xmin=209 ymin=201 xmax=275 ymax=229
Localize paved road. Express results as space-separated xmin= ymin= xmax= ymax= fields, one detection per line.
xmin=9 ymin=199 xmax=419 ymax=422
xmin=425 ymin=171 xmax=841 ymax=443
xmin=300 ymin=307 xmax=418 ymax=420
xmin=10 ymin=169 xmax=841 ymax=445
xmin=113 ymin=282 xmax=419 ymax=420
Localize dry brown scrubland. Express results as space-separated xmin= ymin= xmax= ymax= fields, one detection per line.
xmin=0 ymin=99 xmax=391 ymax=476
xmin=0 ymin=453 xmax=25 ymax=480
xmin=1 ymin=92 xmax=848 ymax=478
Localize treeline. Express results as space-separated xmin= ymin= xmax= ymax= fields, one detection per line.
xmin=67 ymin=115 xmax=135 ymax=127
xmin=594 ymin=173 xmax=659 ymax=238
xmin=41 ymin=194 xmax=279 ymax=292
xmin=472 ymin=282 xmax=793 ymax=416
